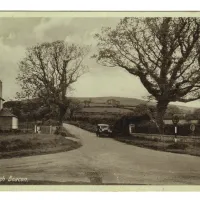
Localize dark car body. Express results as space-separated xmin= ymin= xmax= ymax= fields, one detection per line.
xmin=96 ymin=124 xmax=113 ymax=137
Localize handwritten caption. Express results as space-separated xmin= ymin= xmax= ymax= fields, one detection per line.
xmin=0 ymin=176 xmax=28 ymax=183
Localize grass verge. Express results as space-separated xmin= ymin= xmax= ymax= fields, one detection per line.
xmin=115 ymin=136 xmax=200 ymax=157
xmin=0 ymin=128 xmax=81 ymax=159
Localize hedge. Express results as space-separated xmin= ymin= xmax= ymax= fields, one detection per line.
xmin=135 ymin=122 xmax=200 ymax=136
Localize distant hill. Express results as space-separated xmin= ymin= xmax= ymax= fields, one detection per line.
xmin=73 ymin=96 xmax=149 ymax=106
xmin=4 ymin=96 xmax=198 ymax=117
xmin=72 ymin=96 xmax=198 ymax=113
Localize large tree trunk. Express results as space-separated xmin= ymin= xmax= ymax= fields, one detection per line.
xmin=69 ymin=110 xmax=74 ymax=120
xmin=156 ymin=100 xmax=169 ymax=134
xmin=58 ymin=105 xmax=67 ymax=125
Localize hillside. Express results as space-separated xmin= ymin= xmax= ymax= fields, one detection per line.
xmin=73 ymin=96 xmax=198 ymax=113
xmin=73 ymin=96 xmax=150 ymax=106
xmin=3 ymin=96 xmax=198 ymax=122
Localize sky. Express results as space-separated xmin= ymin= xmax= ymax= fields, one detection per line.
xmin=0 ymin=17 xmax=200 ymax=108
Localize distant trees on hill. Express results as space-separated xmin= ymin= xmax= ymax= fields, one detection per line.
xmin=84 ymin=99 xmax=92 ymax=107
xmin=166 ymin=105 xmax=183 ymax=116
xmin=133 ymin=103 xmax=185 ymax=119
xmin=106 ymin=99 xmax=120 ymax=107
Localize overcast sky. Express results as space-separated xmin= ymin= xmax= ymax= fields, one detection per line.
xmin=0 ymin=17 xmax=200 ymax=108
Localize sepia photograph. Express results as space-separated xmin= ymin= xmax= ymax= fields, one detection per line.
xmin=1 ymin=12 xmax=200 ymax=188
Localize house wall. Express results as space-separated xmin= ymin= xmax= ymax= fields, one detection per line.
xmin=12 ymin=117 xmax=18 ymax=129
xmin=0 ymin=80 xmax=2 ymax=110
xmin=0 ymin=117 xmax=12 ymax=130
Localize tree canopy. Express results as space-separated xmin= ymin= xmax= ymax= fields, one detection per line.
xmin=17 ymin=40 xmax=89 ymax=123
xmin=94 ymin=17 xmax=200 ymax=132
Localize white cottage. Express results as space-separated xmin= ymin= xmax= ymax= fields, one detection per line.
xmin=0 ymin=80 xmax=18 ymax=130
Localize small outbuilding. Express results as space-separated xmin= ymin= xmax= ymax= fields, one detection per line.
xmin=0 ymin=109 xmax=18 ymax=130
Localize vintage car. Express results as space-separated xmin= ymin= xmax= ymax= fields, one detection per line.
xmin=96 ymin=124 xmax=113 ymax=137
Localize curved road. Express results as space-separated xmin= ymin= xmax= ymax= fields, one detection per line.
xmin=1 ymin=124 xmax=200 ymax=184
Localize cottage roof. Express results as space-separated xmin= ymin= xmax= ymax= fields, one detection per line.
xmin=0 ymin=109 xmax=16 ymax=117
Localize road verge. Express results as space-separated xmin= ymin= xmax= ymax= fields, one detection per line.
xmin=0 ymin=127 xmax=82 ymax=159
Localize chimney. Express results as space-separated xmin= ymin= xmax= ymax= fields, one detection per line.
xmin=0 ymin=80 xmax=2 ymax=110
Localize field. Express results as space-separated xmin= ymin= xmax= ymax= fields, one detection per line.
xmin=81 ymin=107 xmax=132 ymax=113
xmin=0 ymin=128 xmax=81 ymax=159
xmin=72 ymin=97 xmax=145 ymax=123
xmin=76 ymin=96 xmax=148 ymax=106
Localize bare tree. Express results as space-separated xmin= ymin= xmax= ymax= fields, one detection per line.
xmin=94 ymin=17 xmax=200 ymax=133
xmin=17 ymin=40 xmax=89 ymax=124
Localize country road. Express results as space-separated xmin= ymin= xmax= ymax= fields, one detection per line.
xmin=1 ymin=124 xmax=200 ymax=185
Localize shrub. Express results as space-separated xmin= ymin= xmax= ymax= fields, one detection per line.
xmin=54 ymin=126 xmax=62 ymax=135
xmin=60 ymin=131 xmax=67 ymax=137
xmin=53 ymin=126 xmax=75 ymax=138
xmin=135 ymin=121 xmax=159 ymax=134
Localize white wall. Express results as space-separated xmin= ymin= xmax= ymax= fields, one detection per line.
xmin=12 ymin=117 xmax=18 ymax=129
xmin=0 ymin=81 xmax=2 ymax=110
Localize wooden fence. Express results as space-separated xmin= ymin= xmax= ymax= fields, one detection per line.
xmin=18 ymin=122 xmax=57 ymax=134
xmin=38 ymin=125 xmax=57 ymax=134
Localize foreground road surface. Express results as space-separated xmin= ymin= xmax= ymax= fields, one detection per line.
xmin=1 ymin=124 xmax=200 ymax=185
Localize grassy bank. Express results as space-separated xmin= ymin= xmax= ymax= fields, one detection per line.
xmin=115 ymin=135 xmax=200 ymax=157
xmin=0 ymin=128 xmax=81 ymax=159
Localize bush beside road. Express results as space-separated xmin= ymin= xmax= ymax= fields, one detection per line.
xmin=68 ymin=120 xmax=97 ymax=133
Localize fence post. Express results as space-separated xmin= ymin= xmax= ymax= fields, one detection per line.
xmin=50 ymin=125 xmax=52 ymax=134
xmin=34 ymin=125 xmax=37 ymax=134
